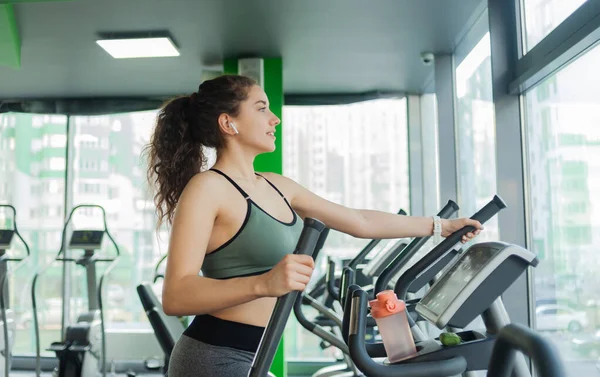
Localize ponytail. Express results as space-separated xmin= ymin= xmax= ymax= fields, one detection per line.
xmin=144 ymin=75 xmax=256 ymax=228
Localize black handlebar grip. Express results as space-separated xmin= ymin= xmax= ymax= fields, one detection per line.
xmin=394 ymin=196 xmax=506 ymax=300
xmin=312 ymin=228 xmax=330 ymax=261
xmin=326 ymin=258 xmax=340 ymax=300
xmin=471 ymin=195 xmax=506 ymax=224
xmin=339 ymin=267 xmax=355 ymax=306
xmin=374 ymin=200 xmax=459 ymax=295
xmin=434 ymin=195 xmax=506 ymax=248
xmin=249 ymin=218 xmax=326 ymax=377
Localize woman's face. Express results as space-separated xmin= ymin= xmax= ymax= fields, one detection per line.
xmin=231 ymin=85 xmax=281 ymax=153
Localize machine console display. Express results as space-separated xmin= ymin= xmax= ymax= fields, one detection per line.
xmin=418 ymin=244 xmax=502 ymax=317
xmin=0 ymin=230 xmax=14 ymax=249
xmin=69 ymin=230 xmax=104 ymax=250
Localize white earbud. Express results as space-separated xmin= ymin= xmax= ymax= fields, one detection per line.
xmin=229 ymin=122 xmax=239 ymax=134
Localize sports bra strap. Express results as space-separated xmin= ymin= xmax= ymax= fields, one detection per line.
xmin=255 ymin=173 xmax=286 ymax=199
xmin=209 ymin=169 xmax=250 ymax=199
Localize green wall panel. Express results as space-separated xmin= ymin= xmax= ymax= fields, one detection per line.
xmin=223 ymin=56 xmax=286 ymax=377
xmin=0 ymin=4 xmax=20 ymax=68
xmin=223 ymin=57 xmax=283 ymax=174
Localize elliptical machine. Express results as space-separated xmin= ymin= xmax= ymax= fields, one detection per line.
xmin=0 ymin=205 xmax=31 ymax=377
xmin=136 ymin=254 xmax=185 ymax=376
xmin=32 ymin=204 xmax=120 ymax=377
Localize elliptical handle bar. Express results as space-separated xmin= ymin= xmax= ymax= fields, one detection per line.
xmin=248 ymin=218 xmax=326 ymax=377
xmin=394 ymin=195 xmax=506 ymax=300
xmin=374 ymin=200 xmax=458 ymax=295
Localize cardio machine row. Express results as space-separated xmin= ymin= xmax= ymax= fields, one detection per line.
xmin=0 ymin=204 xmax=120 ymax=377
xmin=255 ymin=195 xmax=567 ymax=377
xmin=140 ymin=195 xmax=569 ymax=377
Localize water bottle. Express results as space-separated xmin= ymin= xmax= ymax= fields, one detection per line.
xmin=369 ymin=290 xmax=417 ymax=363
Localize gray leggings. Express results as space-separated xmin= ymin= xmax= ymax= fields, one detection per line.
xmin=168 ymin=334 xmax=256 ymax=377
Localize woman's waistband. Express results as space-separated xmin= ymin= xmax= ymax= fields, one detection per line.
xmin=183 ymin=314 xmax=265 ymax=353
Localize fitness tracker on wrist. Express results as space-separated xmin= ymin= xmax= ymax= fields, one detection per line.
xmin=432 ymin=215 xmax=442 ymax=244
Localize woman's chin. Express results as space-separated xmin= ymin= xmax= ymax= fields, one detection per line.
xmin=254 ymin=146 xmax=276 ymax=155
xmin=262 ymin=141 xmax=277 ymax=153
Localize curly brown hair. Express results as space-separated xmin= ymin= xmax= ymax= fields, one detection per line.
xmin=143 ymin=75 xmax=257 ymax=228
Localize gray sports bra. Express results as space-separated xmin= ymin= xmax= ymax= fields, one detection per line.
xmin=201 ymin=169 xmax=304 ymax=279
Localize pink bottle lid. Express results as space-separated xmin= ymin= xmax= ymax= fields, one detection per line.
xmin=369 ymin=290 xmax=406 ymax=319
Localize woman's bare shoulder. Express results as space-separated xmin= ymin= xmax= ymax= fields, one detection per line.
xmin=180 ymin=170 xmax=229 ymax=203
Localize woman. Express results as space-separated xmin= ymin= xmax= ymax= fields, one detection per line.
xmin=145 ymin=74 xmax=482 ymax=377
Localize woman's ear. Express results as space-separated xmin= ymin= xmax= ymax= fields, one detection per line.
xmin=217 ymin=114 xmax=237 ymax=136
